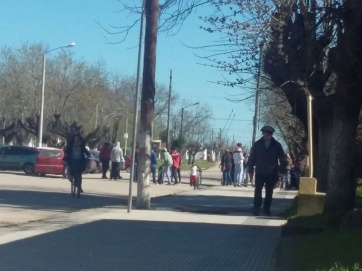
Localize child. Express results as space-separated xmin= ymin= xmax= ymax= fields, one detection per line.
xmin=189 ymin=162 xmax=198 ymax=187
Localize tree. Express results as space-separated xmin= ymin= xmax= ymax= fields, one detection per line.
xmin=137 ymin=0 xmax=160 ymax=209
xmin=191 ymin=0 xmax=362 ymax=214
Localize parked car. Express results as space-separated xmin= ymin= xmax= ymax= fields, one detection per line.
xmin=123 ymin=155 xmax=132 ymax=172
xmin=34 ymin=148 xmax=64 ymax=176
xmin=0 ymin=146 xmax=39 ymax=174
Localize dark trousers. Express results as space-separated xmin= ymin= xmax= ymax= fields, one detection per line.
xmin=254 ymin=173 xmax=278 ymax=211
xmin=101 ymin=159 xmax=110 ymax=177
xmin=151 ymin=164 xmax=157 ymax=183
xmin=171 ymin=166 xmax=179 ymax=183
xmin=70 ymin=159 xmax=83 ymax=188
xmin=177 ymin=167 xmax=181 ymax=183
xmin=111 ymin=162 xmax=120 ymax=180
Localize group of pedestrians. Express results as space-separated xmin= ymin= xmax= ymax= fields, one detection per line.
xmin=220 ymin=142 xmax=250 ymax=187
xmin=99 ymin=142 xmax=125 ymax=180
xmin=159 ymin=147 xmax=182 ymax=185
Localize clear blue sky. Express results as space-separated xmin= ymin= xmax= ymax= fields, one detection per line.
xmin=1 ymin=0 xmax=256 ymax=146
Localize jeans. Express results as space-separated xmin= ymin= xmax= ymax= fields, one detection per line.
xmin=243 ymin=165 xmax=249 ymax=185
xmin=171 ymin=166 xmax=179 ymax=183
xmin=151 ymin=164 xmax=157 ymax=183
xmin=282 ymin=170 xmax=291 ymax=188
xmin=253 ymin=173 xmax=278 ymax=212
xmin=177 ymin=167 xmax=181 ymax=183
xmin=163 ymin=164 xmax=172 ymax=184
xmin=234 ymin=163 xmax=243 ymax=186
xmin=223 ymin=170 xmax=231 ymax=185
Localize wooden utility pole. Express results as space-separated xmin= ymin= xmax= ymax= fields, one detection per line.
xmin=137 ymin=0 xmax=159 ymax=209
xmin=166 ymin=70 xmax=172 ymax=149
xmin=252 ymin=43 xmax=263 ymax=145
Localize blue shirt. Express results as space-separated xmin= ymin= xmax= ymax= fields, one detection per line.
xmin=151 ymin=150 xmax=157 ymax=165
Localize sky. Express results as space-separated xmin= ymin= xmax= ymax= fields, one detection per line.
xmin=1 ymin=0 xmax=257 ymax=147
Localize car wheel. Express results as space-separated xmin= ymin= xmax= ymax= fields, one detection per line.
xmin=39 ymin=173 xmax=46 ymax=177
xmin=23 ymin=163 xmax=34 ymax=175
xmin=126 ymin=166 xmax=131 ymax=173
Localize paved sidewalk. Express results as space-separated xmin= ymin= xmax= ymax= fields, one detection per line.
xmin=0 ymin=165 xmax=297 ymax=271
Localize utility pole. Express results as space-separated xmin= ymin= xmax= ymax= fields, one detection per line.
xmin=95 ymin=104 xmax=98 ymax=128
xmin=211 ymin=128 xmax=214 ymax=150
xmin=128 ymin=0 xmax=146 ymax=213
xmin=166 ymin=70 xmax=172 ymax=149
xmin=137 ymin=0 xmax=159 ymax=209
xmin=252 ymin=43 xmax=263 ymax=145
xmin=124 ymin=117 xmax=128 ymax=155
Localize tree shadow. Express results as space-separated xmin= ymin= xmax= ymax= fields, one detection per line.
xmin=0 ymin=189 xmax=128 ymax=212
xmin=0 ymin=219 xmax=280 ymax=271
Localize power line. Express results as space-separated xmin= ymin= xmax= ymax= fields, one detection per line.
xmin=211 ymin=118 xmax=251 ymax=122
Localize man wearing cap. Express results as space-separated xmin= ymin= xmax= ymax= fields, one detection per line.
xmin=247 ymin=125 xmax=287 ymax=216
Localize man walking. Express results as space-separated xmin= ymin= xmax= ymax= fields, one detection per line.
xmin=99 ymin=142 xmax=111 ymax=179
xmin=151 ymin=147 xmax=158 ymax=184
xmin=233 ymin=142 xmax=244 ymax=187
xmin=220 ymin=149 xmax=232 ymax=186
xmin=110 ymin=142 xmax=123 ymax=180
xmin=170 ymin=147 xmax=181 ymax=184
xmin=161 ymin=148 xmax=173 ymax=185
xmin=247 ymin=125 xmax=287 ymax=216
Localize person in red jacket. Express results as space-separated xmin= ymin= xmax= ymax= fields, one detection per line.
xmin=170 ymin=147 xmax=181 ymax=184
xmin=99 ymin=142 xmax=111 ymax=179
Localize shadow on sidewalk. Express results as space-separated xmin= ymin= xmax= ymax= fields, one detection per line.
xmin=0 ymin=189 xmax=128 ymax=212
xmin=152 ymin=193 xmax=293 ymax=217
xmin=0 ymin=219 xmax=279 ymax=271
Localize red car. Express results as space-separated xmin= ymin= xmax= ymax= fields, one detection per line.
xmin=123 ymin=155 xmax=132 ymax=172
xmin=34 ymin=148 xmax=65 ymax=176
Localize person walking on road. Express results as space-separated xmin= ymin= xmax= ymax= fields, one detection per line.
xmin=170 ymin=147 xmax=181 ymax=184
xmin=151 ymin=147 xmax=158 ymax=184
xmin=233 ymin=142 xmax=244 ymax=187
xmin=247 ymin=125 xmax=287 ymax=216
xmin=161 ymin=148 xmax=173 ymax=185
xmin=99 ymin=142 xmax=111 ymax=179
xmin=63 ymin=134 xmax=90 ymax=195
xmin=110 ymin=142 xmax=123 ymax=180
xmin=220 ymin=149 xmax=232 ymax=186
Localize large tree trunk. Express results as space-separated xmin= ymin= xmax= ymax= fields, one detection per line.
xmin=137 ymin=0 xmax=159 ymax=209
xmin=315 ymin=111 xmax=334 ymax=192
xmin=324 ymin=97 xmax=360 ymax=214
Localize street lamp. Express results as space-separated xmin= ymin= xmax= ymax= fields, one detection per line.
xmin=38 ymin=42 xmax=75 ymax=147
xmin=179 ymin=102 xmax=200 ymax=144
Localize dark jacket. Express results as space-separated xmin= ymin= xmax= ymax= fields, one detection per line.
xmin=221 ymin=152 xmax=232 ymax=171
xmin=63 ymin=142 xmax=90 ymax=172
xmin=247 ymin=137 xmax=287 ymax=177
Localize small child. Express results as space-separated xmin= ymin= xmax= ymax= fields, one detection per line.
xmin=189 ymin=162 xmax=198 ymax=187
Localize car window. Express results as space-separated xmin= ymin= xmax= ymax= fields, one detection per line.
xmin=1 ymin=147 xmax=15 ymax=155
xmin=0 ymin=147 xmax=9 ymax=155
xmin=39 ymin=150 xmax=62 ymax=158
xmin=12 ymin=147 xmax=38 ymax=155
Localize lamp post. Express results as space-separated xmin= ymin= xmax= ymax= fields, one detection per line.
xmin=179 ymin=102 xmax=199 ymax=145
xmin=38 ymin=42 xmax=76 ymax=147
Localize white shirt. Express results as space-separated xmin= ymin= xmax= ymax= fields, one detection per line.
xmin=190 ymin=165 xmax=198 ymax=176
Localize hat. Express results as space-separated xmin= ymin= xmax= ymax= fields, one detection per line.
xmin=260 ymin=125 xmax=275 ymax=134
xmin=236 ymin=142 xmax=243 ymax=147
